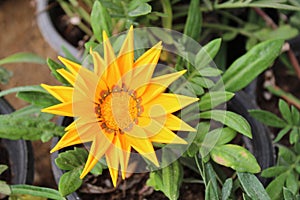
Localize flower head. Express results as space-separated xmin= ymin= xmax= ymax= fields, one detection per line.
xmin=42 ymin=26 xmax=198 ymax=187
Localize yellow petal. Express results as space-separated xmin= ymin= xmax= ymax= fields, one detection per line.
xmin=50 ymin=123 xmax=96 ymax=153
xmin=57 ymin=69 xmax=76 ymax=86
xmin=143 ymin=93 xmax=198 ymax=117
xmin=154 ymin=114 xmax=196 ymax=132
xmin=41 ymin=102 xmax=73 ymax=116
xmin=129 ymin=42 xmax=162 ymax=91
xmin=80 ymin=133 xmax=114 ymax=179
xmin=118 ymin=133 xmax=131 ymax=179
xmin=41 ymin=84 xmax=73 ymax=102
xmin=103 ymin=31 xmax=122 ymax=88
xmin=136 ymin=70 xmax=186 ymax=104
xmin=105 ymin=137 xmax=121 ymax=187
xmin=90 ymin=49 xmax=106 ymax=77
xmin=118 ymin=26 xmax=134 ymax=75
xmin=125 ymin=129 xmax=159 ymax=167
xmin=148 ymin=126 xmax=187 ymax=144
xmin=58 ymin=56 xmax=81 ymax=75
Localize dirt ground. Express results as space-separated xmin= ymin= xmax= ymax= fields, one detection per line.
xmin=0 ymin=0 xmax=60 ymax=188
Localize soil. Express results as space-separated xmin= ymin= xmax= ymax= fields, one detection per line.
xmin=0 ymin=140 xmax=11 ymax=184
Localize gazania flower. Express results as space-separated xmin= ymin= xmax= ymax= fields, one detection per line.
xmin=42 ymin=26 xmax=198 ymax=187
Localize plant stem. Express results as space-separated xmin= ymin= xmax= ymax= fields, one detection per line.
xmin=195 ymin=156 xmax=207 ymax=187
xmin=160 ymin=0 xmax=172 ymax=29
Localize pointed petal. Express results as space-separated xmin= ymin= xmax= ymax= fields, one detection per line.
xmin=142 ymin=93 xmax=198 ymax=117
xmin=125 ymin=127 xmax=159 ymax=167
xmin=58 ymin=56 xmax=81 ymax=75
xmin=154 ymin=114 xmax=196 ymax=132
xmin=41 ymin=84 xmax=73 ymax=102
xmin=118 ymin=26 xmax=134 ymax=79
xmin=136 ymin=70 xmax=186 ymax=104
xmin=80 ymin=133 xmax=114 ymax=179
xmin=105 ymin=137 xmax=121 ymax=187
xmin=148 ymin=126 xmax=187 ymax=144
xmin=41 ymin=102 xmax=73 ymax=116
xmin=103 ymin=31 xmax=122 ymax=88
xmin=90 ymin=49 xmax=106 ymax=77
xmin=129 ymin=42 xmax=162 ymax=91
xmin=57 ymin=69 xmax=76 ymax=86
xmin=118 ymin=133 xmax=131 ymax=179
xmin=50 ymin=123 xmax=97 ymax=153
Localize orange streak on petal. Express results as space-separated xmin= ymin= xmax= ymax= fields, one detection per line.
xmin=118 ymin=133 xmax=131 ymax=179
xmin=105 ymin=136 xmax=121 ymax=187
xmin=148 ymin=126 xmax=187 ymax=144
xmin=154 ymin=114 xmax=196 ymax=132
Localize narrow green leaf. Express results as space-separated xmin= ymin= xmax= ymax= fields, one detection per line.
xmin=47 ymin=58 xmax=69 ymax=85
xmin=205 ymin=163 xmax=219 ymax=196
xmin=91 ymin=1 xmax=112 ymax=42
xmin=0 ymin=52 xmax=45 ymax=65
xmin=261 ymin=166 xmax=289 ymax=178
xmin=222 ymin=178 xmax=233 ymax=200
xmin=205 ymin=180 xmax=219 ymax=200
xmin=11 ymin=185 xmax=65 ymax=200
xmin=289 ymin=127 xmax=299 ymax=144
xmin=291 ymin=106 xmax=300 ymax=125
xmin=283 ymin=188 xmax=296 ymax=200
xmin=278 ymin=145 xmax=297 ymax=164
xmin=274 ymin=126 xmax=291 ymax=143
xmin=0 ymin=66 xmax=13 ymax=84
xmin=59 ymin=168 xmax=83 ymax=197
xmin=199 ymin=91 xmax=234 ymax=111
xmin=16 ymin=91 xmax=59 ymax=108
xmin=286 ymin=173 xmax=298 ymax=195
xmin=183 ymin=0 xmax=202 ymax=41
xmin=249 ymin=110 xmax=287 ymax=128
xmin=238 ymin=172 xmax=271 ymax=200
xmin=0 ymin=85 xmax=47 ymax=98
xmin=211 ymin=144 xmax=261 ymax=173
xmin=195 ymin=38 xmax=222 ymax=70
xmin=279 ymin=100 xmax=293 ymax=124
xmin=218 ymin=39 xmax=284 ymax=92
xmin=266 ymin=173 xmax=287 ymax=200
xmin=200 ymin=110 xmax=252 ymax=138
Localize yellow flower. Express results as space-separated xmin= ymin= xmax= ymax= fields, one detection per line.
xmin=41 ymin=26 xmax=198 ymax=187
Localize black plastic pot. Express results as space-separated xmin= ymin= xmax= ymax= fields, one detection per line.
xmin=36 ymin=0 xmax=79 ymax=57
xmin=0 ymin=98 xmax=34 ymax=185
xmin=228 ymin=91 xmax=275 ymax=186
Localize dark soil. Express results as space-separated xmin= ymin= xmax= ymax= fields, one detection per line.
xmin=0 ymin=140 xmax=11 ymax=184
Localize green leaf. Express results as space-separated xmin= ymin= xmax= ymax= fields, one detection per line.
xmin=0 ymin=52 xmax=45 ymax=65
xmin=211 ymin=144 xmax=261 ymax=173
xmin=0 ymin=165 xmax=8 ymax=175
xmin=183 ymin=0 xmax=202 ymax=41
xmin=249 ymin=110 xmax=287 ymax=128
xmin=16 ymin=91 xmax=59 ymax=107
xmin=128 ymin=2 xmax=152 ymax=17
xmin=0 ymin=181 xmax=11 ymax=195
xmin=47 ymin=59 xmax=69 ymax=85
xmin=278 ymin=145 xmax=297 ymax=165
xmin=286 ymin=173 xmax=298 ymax=195
xmin=222 ymin=178 xmax=233 ymax=200
xmin=261 ymin=166 xmax=289 ymax=178
xmin=200 ymin=110 xmax=252 ymax=138
xmin=279 ymin=100 xmax=293 ymax=124
xmin=205 ymin=180 xmax=219 ymax=200
xmin=55 ymin=148 xmax=88 ymax=170
xmin=218 ymin=39 xmax=284 ymax=92
xmin=289 ymin=127 xmax=299 ymax=144
xmin=237 ymin=172 xmax=271 ymax=200
xmin=253 ymin=25 xmax=298 ymax=42
xmin=195 ymin=38 xmax=222 ymax=70
xmin=274 ymin=126 xmax=291 ymax=143
xmin=0 ymin=66 xmax=13 ymax=84
xmin=199 ymin=91 xmax=234 ymax=111
xmin=0 ymin=85 xmax=47 ymax=98
xmin=59 ymin=168 xmax=83 ymax=197
xmin=0 ymin=114 xmax=64 ymax=141
xmin=91 ymin=1 xmax=112 ymax=42
xmin=11 ymin=185 xmax=65 ymax=200
xmin=147 ymin=153 xmax=183 ymax=200
xmin=200 ymin=127 xmax=236 ymax=158
xmin=291 ymin=106 xmax=300 ymax=125
xmin=283 ymin=188 xmax=296 ymax=200
xmin=266 ymin=173 xmax=287 ymax=200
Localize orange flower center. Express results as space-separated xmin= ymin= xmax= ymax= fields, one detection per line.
xmin=95 ymin=85 xmax=142 ymax=133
